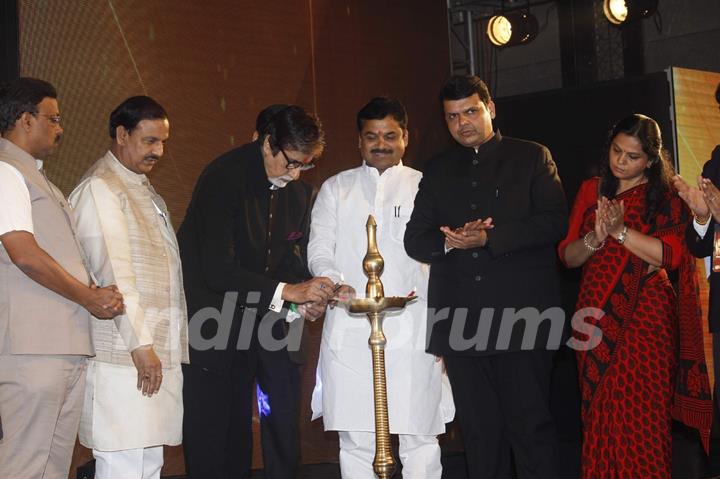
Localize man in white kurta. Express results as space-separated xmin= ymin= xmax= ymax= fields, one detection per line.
xmin=308 ymin=97 xmax=454 ymax=478
xmin=69 ymin=96 xmax=189 ymax=479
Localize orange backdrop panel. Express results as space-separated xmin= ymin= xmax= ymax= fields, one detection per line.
xmin=672 ymin=66 xmax=720 ymax=390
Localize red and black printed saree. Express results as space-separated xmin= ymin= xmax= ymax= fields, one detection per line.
xmin=558 ymin=177 xmax=712 ymax=478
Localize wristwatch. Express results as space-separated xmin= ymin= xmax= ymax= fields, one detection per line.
xmin=616 ymin=226 xmax=628 ymax=245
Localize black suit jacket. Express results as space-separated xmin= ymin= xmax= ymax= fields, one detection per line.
xmin=177 ymin=141 xmax=313 ymax=372
xmin=404 ymin=132 xmax=568 ymax=356
xmin=686 ymin=145 xmax=720 ymax=332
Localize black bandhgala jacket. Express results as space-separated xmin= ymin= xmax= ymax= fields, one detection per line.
xmin=404 ymin=132 xmax=568 ymax=356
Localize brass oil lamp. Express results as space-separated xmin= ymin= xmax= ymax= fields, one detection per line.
xmin=347 ymin=215 xmax=415 ymax=478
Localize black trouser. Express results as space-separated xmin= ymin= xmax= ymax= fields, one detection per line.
xmin=444 ymin=350 xmax=559 ymax=479
xmin=182 ymin=343 xmax=301 ymax=479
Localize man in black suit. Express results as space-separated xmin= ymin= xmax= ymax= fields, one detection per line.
xmin=178 ymin=105 xmax=335 ymax=479
xmin=404 ymin=75 xmax=567 ymax=478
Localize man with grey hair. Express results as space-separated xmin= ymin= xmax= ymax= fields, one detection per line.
xmin=178 ymin=105 xmax=335 ymax=479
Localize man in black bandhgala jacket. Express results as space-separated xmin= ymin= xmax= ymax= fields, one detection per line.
xmin=404 ymin=75 xmax=567 ymax=479
xmin=178 ymin=105 xmax=334 ymax=479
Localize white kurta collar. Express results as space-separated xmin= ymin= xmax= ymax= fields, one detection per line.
xmin=361 ymin=159 xmax=404 ymax=179
xmin=106 ymin=151 xmax=148 ymax=186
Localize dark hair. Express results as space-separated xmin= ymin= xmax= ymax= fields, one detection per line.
xmin=266 ymin=105 xmax=325 ymax=156
xmin=715 ymin=82 xmax=720 ymax=106
xmin=440 ymin=75 xmax=491 ymax=104
xmin=255 ymin=104 xmax=289 ymax=140
xmin=109 ymin=96 xmax=167 ymax=139
xmin=599 ymin=114 xmax=673 ymax=224
xmin=356 ymin=97 xmax=408 ymax=131
xmin=0 ymin=77 xmax=57 ymax=134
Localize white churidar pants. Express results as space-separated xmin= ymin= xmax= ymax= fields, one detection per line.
xmin=338 ymin=430 xmax=441 ymax=478
xmin=93 ymin=446 xmax=163 ymax=479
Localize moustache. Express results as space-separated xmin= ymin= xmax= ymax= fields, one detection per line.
xmin=144 ymin=155 xmax=160 ymax=162
xmin=370 ymin=149 xmax=393 ymax=155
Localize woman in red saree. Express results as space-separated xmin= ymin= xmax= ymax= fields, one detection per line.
xmin=558 ymin=114 xmax=712 ymax=478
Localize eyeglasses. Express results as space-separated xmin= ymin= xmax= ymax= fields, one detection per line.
xmin=280 ymin=148 xmax=315 ymax=171
xmin=34 ymin=113 xmax=62 ymax=125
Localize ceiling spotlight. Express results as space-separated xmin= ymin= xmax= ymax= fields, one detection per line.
xmin=487 ymin=11 xmax=539 ymax=47
xmin=603 ymin=0 xmax=658 ymax=25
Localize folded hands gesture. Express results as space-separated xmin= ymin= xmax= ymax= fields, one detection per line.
xmin=441 ymin=217 xmax=494 ymax=250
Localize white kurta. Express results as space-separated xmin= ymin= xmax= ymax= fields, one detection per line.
xmin=70 ymin=154 xmax=185 ymax=451
xmin=308 ymin=162 xmax=454 ymax=435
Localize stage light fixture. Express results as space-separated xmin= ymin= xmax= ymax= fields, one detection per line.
xmin=486 ymin=11 xmax=539 ymax=47
xmin=603 ymin=0 xmax=658 ymax=25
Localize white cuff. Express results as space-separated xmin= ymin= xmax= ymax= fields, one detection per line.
xmin=269 ymin=282 xmax=286 ymax=312
xmin=705 ymin=256 xmax=712 ymax=279
xmin=694 ymin=218 xmax=711 ymax=239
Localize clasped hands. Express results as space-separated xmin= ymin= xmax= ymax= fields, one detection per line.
xmin=591 ymin=196 xmax=626 ymax=247
xmin=282 ymin=278 xmax=357 ymax=321
xmin=673 ymin=174 xmax=720 ymax=224
xmin=87 ymin=283 xmax=124 ymax=319
xmin=441 ymin=217 xmax=494 ymax=250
